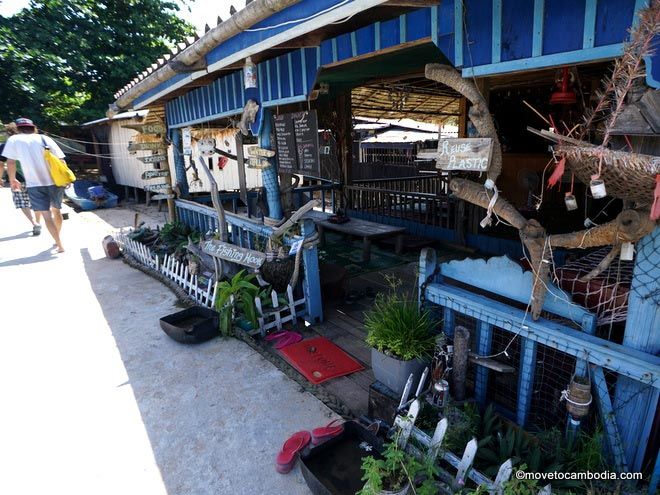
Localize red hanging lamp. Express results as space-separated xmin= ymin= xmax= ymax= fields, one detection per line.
xmin=550 ymin=67 xmax=577 ymax=105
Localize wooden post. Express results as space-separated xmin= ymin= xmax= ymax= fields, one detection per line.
xmin=474 ymin=321 xmax=493 ymax=406
xmin=259 ymin=108 xmax=283 ymax=220
xmin=301 ymin=218 xmax=323 ymax=324
xmin=453 ymin=325 xmax=470 ymax=401
xmin=614 ymin=227 xmax=660 ymax=471
xmin=458 ymin=97 xmax=468 ymax=138
xmin=170 ymin=128 xmax=189 ymax=197
xmin=517 ymin=337 xmax=537 ymax=427
xmin=338 ymin=92 xmax=353 ymax=188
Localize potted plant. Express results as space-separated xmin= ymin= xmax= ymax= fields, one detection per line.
xmin=358 ymin=439 xmax=438 ymax=495
xmin=365 ymin=290 xmax=437 ymax=394
xmin=214 ymin=270 xmax=260 ymax=336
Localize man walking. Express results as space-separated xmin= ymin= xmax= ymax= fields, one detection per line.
xmin=3 ymin=118 xmax=66 ymax=252
xmin=1 ymin=122 xmax=42 ymax=235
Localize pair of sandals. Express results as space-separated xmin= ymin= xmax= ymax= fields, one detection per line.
xmin=265 ymin=330 xmax=302 ymax=349
xmin=275 ymin=419 xmax=345 ymax=474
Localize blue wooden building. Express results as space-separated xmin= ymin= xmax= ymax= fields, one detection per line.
xmin=110 ymin=0 xmax=659 ymax=490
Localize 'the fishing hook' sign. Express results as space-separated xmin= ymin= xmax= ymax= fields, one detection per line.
xmin=202 ymin=240 xmax=266 ymax=269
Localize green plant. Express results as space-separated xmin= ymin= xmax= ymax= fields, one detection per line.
xmin=364 ymin=291 xmax=437 ymax=361
xmin=358 ymin=437 xmax=439 ymax=495
xmin=214 ymin=270 xmax=260 ymax=336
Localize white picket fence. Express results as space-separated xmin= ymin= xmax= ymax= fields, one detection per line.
xmin=115 ymin=230 xmax=305 ymax=334
xmin=254 ymin=285 xmax=306 ymax=337
xmin=394 ymin=400 xmax=552 ymax=494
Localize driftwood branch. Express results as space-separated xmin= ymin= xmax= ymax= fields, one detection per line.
xmin=549 ymin=209 xmax=655 ymax=248
xmin=197 ymin=156 xmax=229 ymax=242
xmin=450 ymin=179 xmax=549 ymax=319
xmin=425 ymin=64 xmax=503 ymax=183
xmin=579 ymin=245 xmax=622 ymax=282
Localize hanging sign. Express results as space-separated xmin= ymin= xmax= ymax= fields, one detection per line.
xmin=128 ymin=141 xmax=166 ymax=152
xmin=246 ymin=157 xmax=271 ymax=169
xmin=273 ymin=110 xmax=320 ymax=175
xmin=201 ymin=240 xmax=266 ymax=269
xmin=141 ymin=170 xmax=170 ymax=180
xmin=182 ymin=127 xmax=192 ymax=155
xmin=122 ymin=122 xmax=166 ymax=134
xmin=144 ymin=183 xmax=171 ymax=191
xmin=433 ymin=138 xmax=493 ymax=172
xmin=136 ymin=154 xmax=167 ymax=164
xmin=151 ymin=193 xmax=175 ymax=200
xmin=198 ymin=138 xmax=216 ymax=156
xmin=247 ymin=146 xmax=276 ymax=158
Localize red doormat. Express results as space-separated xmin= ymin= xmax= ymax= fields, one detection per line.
xmin=280 ymin=336 xmax=364 ymax=385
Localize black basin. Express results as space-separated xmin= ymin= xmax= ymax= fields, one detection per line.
xmin=300 ymin=421 xmax=383 ymax=495
xmin=159 ymin=307 xmax=219 ymax=344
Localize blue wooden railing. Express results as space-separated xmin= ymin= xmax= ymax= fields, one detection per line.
xmin=174 ymin=198 xmax=323 ymax=324
xmin=419 ymin=249 xmax=660 ymax=480
xmin=192 ymin=181 xmax=338 ymax=217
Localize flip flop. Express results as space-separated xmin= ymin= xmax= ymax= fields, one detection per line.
xmin=311 ymin=419 xmax=345 ymax=445
xmin=274 ymin=332 xmax=302 ymax=349
xmin=265 ymin=331 xmax=288 ymax=342
xmin=266 ymin=330 xmax=302 ymax=349
xmin=276 ymin=430 xmax=311 ymax=474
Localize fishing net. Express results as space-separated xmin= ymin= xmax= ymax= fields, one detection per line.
xmin=554 ymin=247 xmax=634 ymax=326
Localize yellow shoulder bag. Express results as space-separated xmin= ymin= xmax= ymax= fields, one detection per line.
xmin=42 ymin=136 xmax=75 ymax=186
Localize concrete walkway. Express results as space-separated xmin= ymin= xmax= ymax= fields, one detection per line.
xmin=0 ymin=189 xmax=336 ymax=495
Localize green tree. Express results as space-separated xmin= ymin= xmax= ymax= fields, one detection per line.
xmin=0 ymin=0 xmax=194 ymax=128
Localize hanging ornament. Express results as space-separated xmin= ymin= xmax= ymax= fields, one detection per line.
xmin=547 ymin=157 xmax=566 ymax=188
xmin=590 ymin=174 xmax=607 ymax=198
xmin=651 ymin=174 xmax=660 ymax=220
xmin=243 ymin=57 xmax=257 ymax=89
xmin=564 ymin=173 xmax=577 ymax=210
xmin=561 ymin=375 xmax=592 ymax=420
xmin=620 ymin=242 xmax=634 ymax=261
xmin=550 ymin=67 xmax=577 ymax=105
xmin=564 ymin=192 xmax=578 ymax=211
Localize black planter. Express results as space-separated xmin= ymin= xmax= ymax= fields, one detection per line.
xmin=159 ymin=307 xmax=219 ymax=344
xmin=300 ymin=421 xmax=383 ymax=495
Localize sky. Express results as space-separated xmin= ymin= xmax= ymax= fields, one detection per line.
xmin=0 ymin=0 xmax=235 ymax=33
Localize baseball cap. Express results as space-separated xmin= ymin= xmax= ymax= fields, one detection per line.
xmin=15 ymin=117 xmax=35 ymax=127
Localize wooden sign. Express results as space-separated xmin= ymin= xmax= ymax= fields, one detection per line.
xmin=434 ymin=138 xmax=493 ymax=172
xmin=151 ymin=193 xmax=175 ymax=200
xmin=128 ymin=141 xmax=166 ymax=152
xmin=247 ymin=146 xmax=276 ymax=158
xmin=122 ymin=122 xmax=166 ymax=134
xmin=246 ymin=157 xmax=271 ymax=169
xmin=136 ymin=154 xmax=167 ymax=164
xmin=141 ymin=170 xmax=170 ymax=180
xmin=198 ymin=138 xmax=216 ymax=155
xmin=202 ymin=240 xmax=266 ymax=269
xmin=144 ymin=183 xmax=170 ymax=191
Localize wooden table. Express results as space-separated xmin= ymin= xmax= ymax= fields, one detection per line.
xmin=305 ymin=210 xmax=406 ymax=263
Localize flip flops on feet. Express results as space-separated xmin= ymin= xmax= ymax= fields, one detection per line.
xmin=311 ymin=419 xmax=345 ymax=445
xmin=275 ymin=430 xmax=311 ymax=474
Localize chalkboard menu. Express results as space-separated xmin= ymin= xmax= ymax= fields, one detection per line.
xmin=274 ymin=110 xmax=320 ymax=176
xmin=274 ymin=113 xmax=297 ymax=173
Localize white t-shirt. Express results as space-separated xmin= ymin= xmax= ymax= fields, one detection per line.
xmin=2 ymin=133 xmax=66 ymax=187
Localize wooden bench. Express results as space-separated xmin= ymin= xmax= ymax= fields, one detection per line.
xmin=305 ymin=210 xmax=406 ymax=263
